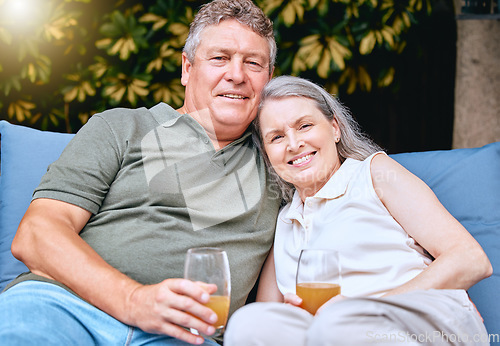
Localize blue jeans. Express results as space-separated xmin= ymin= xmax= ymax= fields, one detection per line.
xmin=0 ymin=281 xmax=219 ymax=346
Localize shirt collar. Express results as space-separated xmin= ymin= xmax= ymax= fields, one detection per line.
xmin=314 ymin=158 xmax=359 ymax=200
xmin=150 ymin=103 xmax=252 ymax=146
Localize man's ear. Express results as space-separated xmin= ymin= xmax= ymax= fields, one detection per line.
xmin=269 ymin=65 xmax=275 ymax=78
xmin=181 ymin=52 xmax=192 ymax=87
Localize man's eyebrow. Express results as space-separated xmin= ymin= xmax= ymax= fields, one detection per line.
xmin=206 ymin=47 xmax=268 ymax=61
xmin=205 ymin=47 xmax=230 ymax=55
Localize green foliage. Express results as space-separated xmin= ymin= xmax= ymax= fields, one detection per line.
xmin=0 ymin=0 xmax=434 ymax=132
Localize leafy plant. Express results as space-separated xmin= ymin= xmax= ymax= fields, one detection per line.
xmin=0 ymin=0 xmax=434 ymax=133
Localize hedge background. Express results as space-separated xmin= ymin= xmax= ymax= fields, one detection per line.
xmin=0 ymin=0 xmax=456 ymax=153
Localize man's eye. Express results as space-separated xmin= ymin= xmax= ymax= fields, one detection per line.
xmin=210 ymin=56 xmax=228 ymax=62
xmin=247 ymin=60 xmax=265 ymax=71
xmin=299 ymin=124 xmax=312 ymax=130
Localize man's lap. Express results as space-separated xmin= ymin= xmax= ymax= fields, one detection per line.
xmin=0 ymin=281 xmax=218 ymax=346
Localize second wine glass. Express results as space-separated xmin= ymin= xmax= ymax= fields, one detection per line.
xmin=296 ymin=248 xmax=341 ymax=315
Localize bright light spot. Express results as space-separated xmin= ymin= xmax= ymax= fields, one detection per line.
xmin=1 ymin=0 xmax=39 ymax=30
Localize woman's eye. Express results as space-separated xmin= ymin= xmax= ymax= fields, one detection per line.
xmin=271 ymin=135 xmax=283 ymax=142
xmin=299 ymin=124 xmax=312 ymax=130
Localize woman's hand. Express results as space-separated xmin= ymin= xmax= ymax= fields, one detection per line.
xmin=285 ymin=292 xmax=347 ymax=314
xmin=283 ymin=292 xmax=302 ymax=307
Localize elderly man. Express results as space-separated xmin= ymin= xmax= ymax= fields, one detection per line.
xmin=0 ymin=1 xmax=279 ymax=345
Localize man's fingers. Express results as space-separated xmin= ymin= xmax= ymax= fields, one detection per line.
xmin=159 ymin=308 xmax=216 ymax=337
xmin=156 ymin=279 xmax=218 ymax=328
xmin=165 ymin=279 xmax=211 ymax=303
xmin=156 ymin=322 xmax=207 ymax=345
xmin=194 ymin=281 xmax=218 ymax=296
xmin=164 ymin=293 xmax=218 ymax=325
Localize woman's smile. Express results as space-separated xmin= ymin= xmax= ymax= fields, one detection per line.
xmin=288 ymin=152 xmax=316 ymax=166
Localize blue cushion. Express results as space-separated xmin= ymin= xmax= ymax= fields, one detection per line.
xmin=1 ymin=120 xmax=499 ymax=333
xmin=391 ymin=141 xmax=500 ymax=336
xmin=0 ymin=121 xmax=74 ymax=291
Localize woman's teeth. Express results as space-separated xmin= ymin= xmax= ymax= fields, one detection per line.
xmin=292 ymin=153 xmax=313 ymax=165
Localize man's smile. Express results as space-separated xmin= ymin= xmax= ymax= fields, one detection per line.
xmin=220 ymin=93 xmax=248 ymax=99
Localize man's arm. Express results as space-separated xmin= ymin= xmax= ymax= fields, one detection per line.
xmin=12 ymin=198 xmax=218 ymax=345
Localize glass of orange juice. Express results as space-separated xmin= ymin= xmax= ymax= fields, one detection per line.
xmin=184 ymin=247 xmax=231 ymax=338
xmin=296 ymin=249 xmax=341 ymax=315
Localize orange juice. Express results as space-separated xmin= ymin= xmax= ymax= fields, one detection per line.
xmin=204 ymin=295 xmax=230 ymax=328
xmin=296 ymin=282 xmax=341 ymax=315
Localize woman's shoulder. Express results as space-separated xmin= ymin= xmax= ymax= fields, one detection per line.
xmin=369 ymin=152 xmax=406 ymax=178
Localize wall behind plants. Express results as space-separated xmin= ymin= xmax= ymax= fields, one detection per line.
xmin=0 ymin=0 xmax=455 ymax=153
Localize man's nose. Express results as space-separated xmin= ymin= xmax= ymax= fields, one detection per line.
xmin=225 ymin=60 xmax=245 ymax=84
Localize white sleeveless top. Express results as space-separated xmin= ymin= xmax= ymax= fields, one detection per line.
xmin=274 ymin=152 xmax=432 ymax=298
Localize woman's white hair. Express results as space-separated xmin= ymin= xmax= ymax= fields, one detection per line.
xmin=253 ymin=75 xmax=383 ymax=202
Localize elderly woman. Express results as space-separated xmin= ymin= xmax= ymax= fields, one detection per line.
xmin=224 ymin=76 xmax=492 ymax=346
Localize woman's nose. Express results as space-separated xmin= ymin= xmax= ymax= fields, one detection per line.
xmin=287 ymin=133 xmax=304 ymax=152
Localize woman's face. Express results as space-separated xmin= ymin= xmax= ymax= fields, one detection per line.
xmin=259 ymin=96 xmax=342 ymax=200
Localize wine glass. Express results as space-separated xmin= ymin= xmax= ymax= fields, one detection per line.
xmin=296 ymin=248 xmax=341 ymax=315
xmin=184 ymin=247 xmax=231 ymax=337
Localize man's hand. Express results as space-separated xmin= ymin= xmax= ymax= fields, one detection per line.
xmin=126 ymin=279 xmax=218 ymax=345
xmin=14 ymin=199 xmax=221 ymax=345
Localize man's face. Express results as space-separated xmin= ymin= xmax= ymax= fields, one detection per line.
xmin=180 ymin=19 xmax=272 ymax=144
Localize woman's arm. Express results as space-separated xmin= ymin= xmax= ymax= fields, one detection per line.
xmin=255 ymin=246 xmax=284 ymax=302
xmin=370 ymin=154 xmax=492 ymax=296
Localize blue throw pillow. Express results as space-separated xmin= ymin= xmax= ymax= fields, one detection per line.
xmin=391 ymin=142 xmax=500 ymax=336
xmin=0 ymin=121 xmax=74 ymax=291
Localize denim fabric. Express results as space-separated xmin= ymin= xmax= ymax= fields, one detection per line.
xmin=0 ymin=281 xmax=219 ymax=346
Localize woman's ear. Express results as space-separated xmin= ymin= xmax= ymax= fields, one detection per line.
xmin=331 ymin=118 xmax=341 ymax=141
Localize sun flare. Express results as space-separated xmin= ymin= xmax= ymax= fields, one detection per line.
xmin=1 ymin=0 xmax=39 ymax=29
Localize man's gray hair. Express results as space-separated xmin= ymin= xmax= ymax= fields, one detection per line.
xmin=183 ymin=0 xmax=276 ymax=72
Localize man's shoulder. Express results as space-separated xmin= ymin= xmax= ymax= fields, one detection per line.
xmin=86 ymin=103 xmax=179 ymax=134
xmin=96 ymin=103 xmax=176 ymax=121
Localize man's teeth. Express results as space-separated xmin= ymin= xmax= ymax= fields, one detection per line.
xmin=292 ymin=154 xmax=313 ymax=165
xmin=223 ymin=94 xmax=245 ymax=99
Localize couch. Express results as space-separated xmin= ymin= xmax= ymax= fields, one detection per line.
xmin=1 ymin=120 xmax=499 ymax=340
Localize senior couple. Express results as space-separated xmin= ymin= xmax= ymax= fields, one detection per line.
xmin=0 ymin=0 xmax=491 ymax=345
